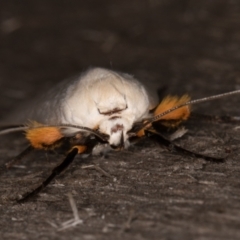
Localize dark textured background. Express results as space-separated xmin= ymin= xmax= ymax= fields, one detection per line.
xmin=1 ymin=1 xmax=240 ymax=239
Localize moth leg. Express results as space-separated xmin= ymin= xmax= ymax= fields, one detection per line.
xmin=146 ymin=130 xmax=225 ymax=163
xmin=17 ymin=146 xmax=85 ymax=203
xmin=6 ymin=145 xmax=34 ymax=169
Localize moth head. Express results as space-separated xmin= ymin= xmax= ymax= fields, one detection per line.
xmin=98 ymin=117 xmax=132 ymax=149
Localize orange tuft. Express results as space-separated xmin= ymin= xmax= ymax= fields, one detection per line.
xmin=136 ymin=122 xmax=151 ymax=137
xmin=137 ymin=129 xmax=145 ymax=137
xmin=71 ymin=145 xmax=87 ymax=154
xmin=154 ymin=95 xmax=191 ymax=127
xmin=26 ymin=127 xmax=64 ymax=149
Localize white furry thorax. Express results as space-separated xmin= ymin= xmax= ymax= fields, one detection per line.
xmin=61 ymin=68 xmax=152 ymax=147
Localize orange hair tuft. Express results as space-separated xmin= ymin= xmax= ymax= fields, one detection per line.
xmin=26 ymin=126 xmax=64 ymax=149
xmin=70 ymin=145 xmax=87 ymax=154
xmin=154 ymin=95 xmax=191 ymax=127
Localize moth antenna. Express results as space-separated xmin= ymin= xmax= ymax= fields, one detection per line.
xmin=56 ymin=124 xmax=109 ymax=141
xmin=0 ymin=126 xmax=28 ymax=135
xmin=150 ymin=89 xmax=240 ymax=123
xmin=0 ymin=123 xmax=108 ymax=141
xmin=27 ymin=123 xmax=109 ymax=142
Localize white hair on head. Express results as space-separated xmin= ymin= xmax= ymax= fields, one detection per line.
xmin=3 ymin=68 xmax=154 ymax=148
xmin=61 ymin=68 xmax=153 ymax=147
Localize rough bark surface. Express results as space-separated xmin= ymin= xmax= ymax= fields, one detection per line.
xmin=1 ymin=1 xmax=240 ymax=239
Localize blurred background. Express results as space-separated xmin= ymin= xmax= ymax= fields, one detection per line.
xmin=1 ymin=0 xmax=240 ymax=119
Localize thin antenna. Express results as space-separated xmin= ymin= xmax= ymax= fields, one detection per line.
xmin=150 ymin=89 xmax=240 ymax=123
xmin=0 ymin=126 xmax=28 ymax=135
xmin=0 ymin=124 xmax=109 ymax=141
xmin=57 ymin=124 xmax=108 ymax=141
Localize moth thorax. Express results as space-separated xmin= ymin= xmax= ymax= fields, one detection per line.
xmin=99 ymin=118 xmax=131 ymax=148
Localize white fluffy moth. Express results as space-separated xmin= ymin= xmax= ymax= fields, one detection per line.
xmin=1 ymin=67 xmax=240 ymax=203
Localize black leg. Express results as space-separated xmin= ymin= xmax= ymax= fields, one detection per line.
xmin=17 ymin=147 xmax=79 ymax=203
xmin=146 ymin=129 xmax=225 ymax=163
xmin=6 ymin=145 xmax=34 ymax=169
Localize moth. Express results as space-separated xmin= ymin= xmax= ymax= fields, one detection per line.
xmin=1 ymin=67 xmax=240 ymax=202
